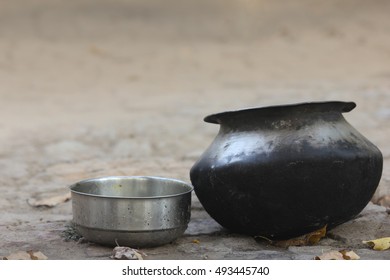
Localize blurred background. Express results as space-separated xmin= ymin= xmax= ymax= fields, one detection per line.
xmin=0 ymin=0 xmax=390 ymax=248
xmin=1 ymin=0 xmax=390 ymax=133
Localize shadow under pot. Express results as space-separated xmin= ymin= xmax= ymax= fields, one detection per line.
xmin=190 ymin=101 xmax=383 ymax=240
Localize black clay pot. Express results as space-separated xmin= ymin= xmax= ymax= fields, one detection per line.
xmin=190 ymin=101 xmax=383 ymax=239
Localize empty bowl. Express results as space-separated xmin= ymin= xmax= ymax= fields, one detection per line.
xmin=70 ymin=176 xmax=193 ymax=247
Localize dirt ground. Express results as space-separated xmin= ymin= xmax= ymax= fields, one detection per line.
xmin=1 ymin=0 xmax=390 ymax=259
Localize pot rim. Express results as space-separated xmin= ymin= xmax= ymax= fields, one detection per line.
xmin=204 ymin=101 xmax=356 ymax=124
xmin=69 ymin=175 xmax=194 ymax=199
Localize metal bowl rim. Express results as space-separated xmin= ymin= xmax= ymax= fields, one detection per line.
xmin=69 ymin=175 xmax=194 ymax=199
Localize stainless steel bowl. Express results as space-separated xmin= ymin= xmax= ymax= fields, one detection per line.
xmin=70 ymin=176 xmax=193 ymax=247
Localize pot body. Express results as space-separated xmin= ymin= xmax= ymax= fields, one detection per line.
xmin=190 ymin=102 xmax=383 ymax=239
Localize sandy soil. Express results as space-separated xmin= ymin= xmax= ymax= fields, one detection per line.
xmin=0 ymin=0 xmax=389 ymax=259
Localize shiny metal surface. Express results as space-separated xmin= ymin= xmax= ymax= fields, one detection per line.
xmin=70 ymin=176 xmax=193 ymax=247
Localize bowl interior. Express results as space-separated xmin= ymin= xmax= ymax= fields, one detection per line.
xmin=70 ymin=176 xmax=193 ymax=198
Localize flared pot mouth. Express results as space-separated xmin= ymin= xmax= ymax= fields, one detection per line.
xmin=204 ymin=101 xmax=356 ymax=124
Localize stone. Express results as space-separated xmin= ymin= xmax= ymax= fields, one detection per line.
xmin=44 ymin=140 xmax=95 ymax=163
xmin=185 ymin=218 xmax=224 ymax=236
xmin=112 ymin=138 xmax=152 ymax=158
xmin=327 ymin=203 xmax=390 ymax=247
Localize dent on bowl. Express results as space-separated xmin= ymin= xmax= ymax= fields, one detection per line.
xmin=70 ymin=176 xmax=193 ymax=248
